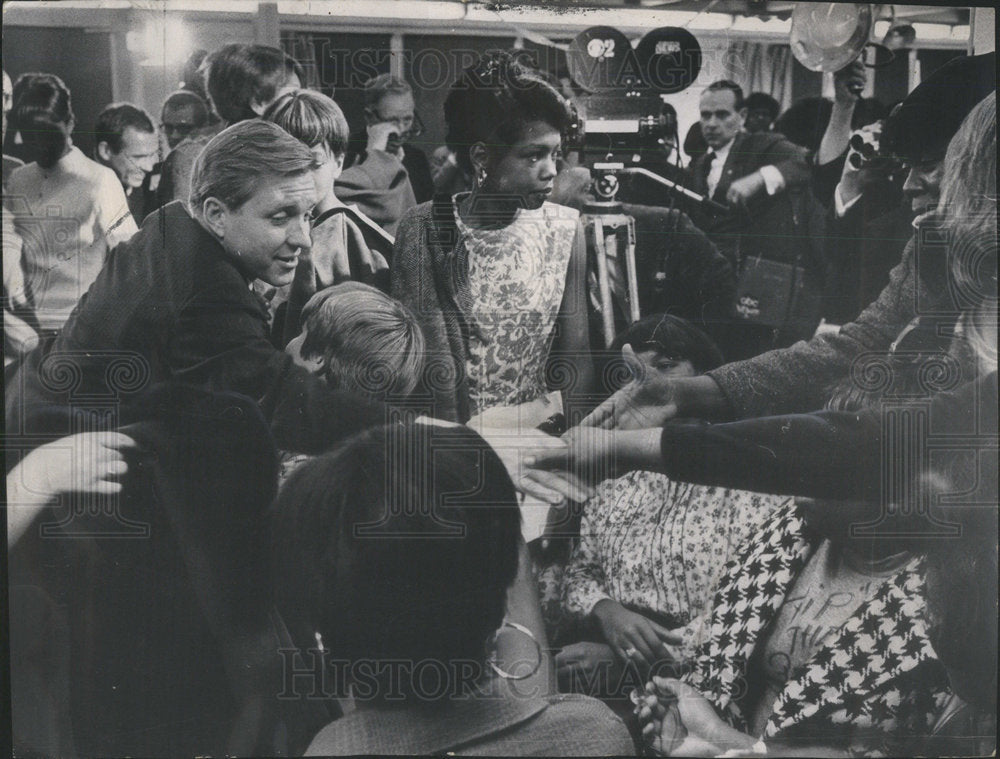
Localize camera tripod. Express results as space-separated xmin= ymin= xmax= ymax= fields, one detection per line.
xmin=583 ymin=167 xmax=728 ymax=347
xmin=582 ymin=194 xmax=639 ymax=348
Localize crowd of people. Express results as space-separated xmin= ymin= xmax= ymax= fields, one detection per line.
xmin=2 ymin=31 xmax=996 ymax=759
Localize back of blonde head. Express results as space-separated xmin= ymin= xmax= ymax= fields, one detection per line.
xmin=939 ymin=92 xmax=997 ymax=372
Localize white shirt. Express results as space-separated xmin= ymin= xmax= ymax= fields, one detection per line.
xmin=706 ymin=134 xmax=785 ymax=199
xmin=7 ymin=146 xmax=138 ymax=330
xmin=833 ymin=182 xmax=863 ymax=218
xmin=705 ymin=139 xmax=732 ymax=198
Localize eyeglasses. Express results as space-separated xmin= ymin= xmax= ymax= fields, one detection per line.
xmin=366 ymin=108 xmax=424 ymax=141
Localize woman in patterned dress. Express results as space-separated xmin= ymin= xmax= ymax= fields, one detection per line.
xmin=555 ymin=315 xmax=788 ymax=704
xmin=391 ymin=51 xmax=595 ymax=425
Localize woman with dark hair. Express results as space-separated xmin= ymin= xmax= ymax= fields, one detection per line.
xmin=555 ymin=315 xmax=787 ymax=704
xmin=6 ymin=73 xmax=137 ymax=335
xmin=271 ymin=421 xmax=635 ymax=756
xmin=392 ymin=51 xmax=595 ymax=426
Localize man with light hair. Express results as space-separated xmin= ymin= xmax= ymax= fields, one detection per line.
xmin=10 ymin=119 xmax=383 ymax=456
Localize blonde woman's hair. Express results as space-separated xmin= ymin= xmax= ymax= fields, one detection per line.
xmin=939 ymin=92 xmax=997 ymax=370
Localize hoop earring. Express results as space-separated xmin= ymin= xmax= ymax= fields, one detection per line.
xmin=485 ymin=620 xmax=541 ymax=681
xmin=476 ymin=167 xmax=488 ymax=188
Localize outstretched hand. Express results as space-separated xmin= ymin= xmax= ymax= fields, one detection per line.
xmin=477 ymin=427 xmax=595 ymax=505
xmin=523 ymin=426 xmax=663 ymax=487
xmin=579 ymin=344 xmax=679 ymax=430
xmin=6 ymin=432 xmax=138 ymax=546
xmin=12 ymin=432 xmax=136 ymax=500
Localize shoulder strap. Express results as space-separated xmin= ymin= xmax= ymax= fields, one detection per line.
xmin=314 ymin=205 xmax=395 ymax=247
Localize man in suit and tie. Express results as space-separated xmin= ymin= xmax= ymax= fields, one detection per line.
xmin=689 ymin=80 xmax=811 ymax=260
xmin=687 ymin=80 xmax=821 ymax=357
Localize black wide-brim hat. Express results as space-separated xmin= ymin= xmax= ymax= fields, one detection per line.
xmin=882 ymin=51 xmax=995 ymax=163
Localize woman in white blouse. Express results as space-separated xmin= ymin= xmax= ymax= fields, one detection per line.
xmin=7 ymin=73 xmax=137 ymax=336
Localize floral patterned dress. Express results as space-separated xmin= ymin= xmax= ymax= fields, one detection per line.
xmin=454 ymin=196 xmax=580 ymax=417
xmin=561 ymin=470 xmax=791 ymax=630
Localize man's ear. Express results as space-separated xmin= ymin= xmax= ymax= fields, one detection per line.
xmin=200 ymin=196 xmax=229 ymax=238
xmin=469 ymin=142 xmax=489 ymax=174
xmin=96 ymin=141 xmax=113 ymax=163
xmin=738 ymin=107 xmax=748 ymax=127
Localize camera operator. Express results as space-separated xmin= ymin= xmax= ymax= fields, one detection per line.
xmin=584 ymin=51 xmax=996 ymax=428
xmin=821 ymin=53 xmax=994 ymax=324
xmin=812 ymin=60 xmax=902 ymax=323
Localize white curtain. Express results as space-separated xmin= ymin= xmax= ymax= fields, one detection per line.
xmin=725 ymin=42 xmax=794 ymax=112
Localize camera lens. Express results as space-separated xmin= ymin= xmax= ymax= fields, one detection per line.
xmin=849 ymin=153 xmax=864 ymax=170
xmin=849 ymin=133 xmax=866 ymax=152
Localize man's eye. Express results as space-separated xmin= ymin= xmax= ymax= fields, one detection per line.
xmin=270 ymin=214 xmax=289 ymax=224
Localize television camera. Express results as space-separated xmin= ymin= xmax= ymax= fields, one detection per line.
xmin=566 ymin=25 xmax=725 ymax=345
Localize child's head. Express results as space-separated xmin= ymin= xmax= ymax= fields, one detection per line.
xmin=263 ymin=89 xmax=350 ymax=205
xmin=444 ymin=51 xmax=574 ymax=209
xmin=610 ymin=313 xmax=724 ymax=384
xmin=286 ymin=282 xmax=425 ymax=399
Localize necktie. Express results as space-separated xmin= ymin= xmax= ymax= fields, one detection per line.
xmin=704 ymin=151 xmax=717 ymax=197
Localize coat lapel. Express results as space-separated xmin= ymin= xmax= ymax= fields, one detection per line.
xmin=712 ymin=132 xmax=746 ymax=202
xmin=764 ymin=557 xmax=941 ymax=737
xmin=687 ymin=502 xmax=812 ymax=722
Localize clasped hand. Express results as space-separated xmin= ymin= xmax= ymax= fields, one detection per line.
xmin=636 ymin=676 xmax=759 ymax=756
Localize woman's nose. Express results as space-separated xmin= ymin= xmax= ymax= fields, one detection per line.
xmin=539 ymin=155 xmax=558 ymax=179
xmin=902 ymin=167 xmax=922 ymax=194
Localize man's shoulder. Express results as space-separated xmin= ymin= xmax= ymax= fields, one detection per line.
xmin=338 ymin=150 xmax=409 ymax=189
xmin=5 ymin=159 xmax=36 ymax=191
xmin=741 ymin=130 xmax=808 ymax=162
xmin=742 ymin=130 xmax=789 ymax=148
